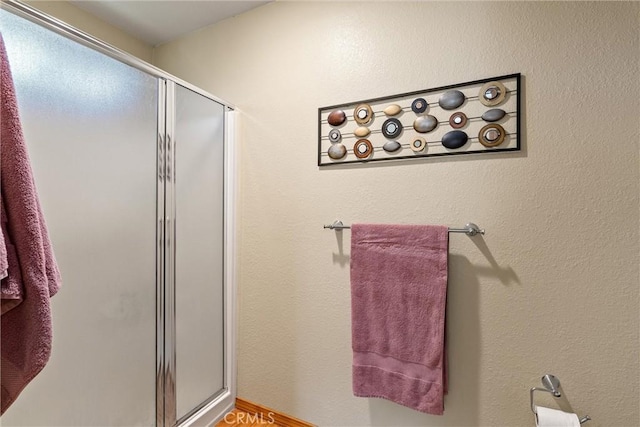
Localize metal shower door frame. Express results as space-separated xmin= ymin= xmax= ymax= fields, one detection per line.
xmin=0 ymin=2 xmax=237 ymax=426
xmin=162 ymin=82 xmax=237 ymax=427
xmin=159 ymin=80 xmax=237 ymax=427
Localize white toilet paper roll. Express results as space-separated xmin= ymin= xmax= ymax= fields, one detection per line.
xmin=535 ymin=406 xmax=581 ymax=427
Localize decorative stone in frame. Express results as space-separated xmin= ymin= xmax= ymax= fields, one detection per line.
xmin=327 ymin=110 xmax=346 ymax=127
xmin=479 ymin=81 xmax=507 ymax=107
xmin=442 ymin=130 xmax=469 ymax=149
xmin=354 ymin=126 xmax=371 ymax=137
xmin=383 ymin=141 xmax=402 ymax=153
xmin=353 ymin=104 xmax=374 ymax=125
xmin=381 ymin=118 xmax=403 ymax=139
xmin=328 ymin=129 xmax=341 ymax=143
xmin=353 ymin=139 xmax=373 ymax=159
xmin=411 ymin=98 xmax=428 ymax=114
xmin=449 ymin=112 xmax=467 ymax=129
xmin=478 ymin=123 xmax=506 ymax=147
xmin=410 ymin=137 xmax=427 ymax=152
xmin=438 ymin=90 xmax=465 ymax=110
xmin=481 ymin=108 xmax=506 ymax=122
xmin=383 ymin=104 xmax=403 ymax=116
xmin=413 ymin=115 xmax=438 ymax=133
xmin=328 ymin=143 xmax=347 ymax=160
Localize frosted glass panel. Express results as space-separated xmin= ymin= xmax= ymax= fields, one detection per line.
xmin=1 ymin=10 xmax=157 ymax=426
xmin=175 ymin=85 xmax=225 ymax=420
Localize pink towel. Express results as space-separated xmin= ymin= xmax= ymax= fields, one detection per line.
xmin=0 ymin=33 xmax=62 ymax=414
xmin=0 ymin=207 xmax=6 ymax=281
xmin=0 ymin=201 xmax=21 ymax=314
xmin=351 ymin=223 xmax=448 ymax=415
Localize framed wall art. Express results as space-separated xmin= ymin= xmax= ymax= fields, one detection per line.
xmin=317 ymin=73 xmax=521 ymax=166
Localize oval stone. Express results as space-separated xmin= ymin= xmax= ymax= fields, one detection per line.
xmin=383 ymin=104 xmax=402 ymax=116
xmin=328 ymin=144 xmax=347 ymax=160
xmin=413 ymin=115 xmax=438 ymax=133
xmin=438 ymin=90 xmax=465 ymax=110
xmin=354 ymin=126 xmax=370 ymax=137
xmin=441 ymin=130 xmax=468 ymax=149
xmin=482 ymin=108 xmax=506 ymax=122
xmin=383 ymin=141 xmax=401 ymax=153
xmin=327 ymin=110 xmax=346 ymax=126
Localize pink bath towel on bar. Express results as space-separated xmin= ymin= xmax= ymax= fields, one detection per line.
xmin=1 ymin=34 xmax=62 ymax=414
xmin=351 ymin=223 xmax=448 ymax=415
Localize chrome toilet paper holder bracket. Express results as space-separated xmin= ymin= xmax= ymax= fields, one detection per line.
xmin=530 ymin=374 xmax=591 ymax=424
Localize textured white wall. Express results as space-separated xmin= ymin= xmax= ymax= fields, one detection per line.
xmin=23 ymin=0 xmax=153 ymax=62
xmin=154 ymin=2 xmax=639 ymax=426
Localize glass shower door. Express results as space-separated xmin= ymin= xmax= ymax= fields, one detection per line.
xmin=1 ymin=5 xmax=232 ymax=426
xmin=173 ymin=84 xmax=226 ymax=422
xmin=0 ymin=9 xmax=158 ymax=426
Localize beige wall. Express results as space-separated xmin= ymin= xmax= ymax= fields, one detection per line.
xmin=23 ymin=0 xmax=153 ymax=62
xmin=154 ymin=2 xmax=639 ymax=426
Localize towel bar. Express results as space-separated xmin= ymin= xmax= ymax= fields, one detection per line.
xmin=530 ymin=374 xmax=591 ymax=424
xmin=323 ymin=221 xmax=485 ymax=236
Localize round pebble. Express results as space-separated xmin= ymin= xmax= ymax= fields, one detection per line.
xmin=353 ymin=104 xmax=373 ymax=125
xmin=478 ymin=124 xmax=506 ymax=147
xmin=449 ymin=112 xmax=467 ymax=129
xmin=410 ymin=137 xmax=427 ymax=152
xmin=411 ymin=98 xmax=428 ymax=114
xmin=479 ymin=81 xmax=507 ymax=106
xmin=382 ymin=118 xmax=403 ymax=139
xmin=353 ymin=139 xmax=373 ymax=159
xmin=328 ymin=129 xmax=341 ymax=143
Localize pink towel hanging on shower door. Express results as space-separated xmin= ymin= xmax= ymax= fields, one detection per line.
xmin=350 ymin=223 xmax=448 ymax=415
xmin=0 ymin=33 xmax=62 ymax=414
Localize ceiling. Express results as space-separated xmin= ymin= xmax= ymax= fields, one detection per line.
xmin=70 ymin=1 xmax=270 ymax=46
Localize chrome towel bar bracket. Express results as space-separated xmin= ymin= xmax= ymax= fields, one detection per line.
xmin=323 ymin=221 xmax=485 ymax=236
xmin=323 ymin=220 xmax=350 ymax=230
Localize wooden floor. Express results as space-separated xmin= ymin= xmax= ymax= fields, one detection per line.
xmin=216 ymin=398 xmax=314 ymax=427
xmin=215 ymin=409 xmax=284 ymax=427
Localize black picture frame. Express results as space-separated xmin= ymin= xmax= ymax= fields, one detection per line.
xmin=318 ymin=73 xmax=521 ymax=167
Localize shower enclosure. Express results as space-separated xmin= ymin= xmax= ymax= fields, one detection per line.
xmin=0 ymin=2 xmax=235 ymax=426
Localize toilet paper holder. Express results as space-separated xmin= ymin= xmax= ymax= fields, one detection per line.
xmin=530 ymin=374 xmax=591 ymax=424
